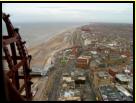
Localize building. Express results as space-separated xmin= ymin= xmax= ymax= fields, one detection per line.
xmin=92 ymin=71 xmax=112 ymax=89
xmin=58 ymin=71 xmax=87 ymax=101
xmin=58 ymin=96 xmax=81 ymax=101
xmin=58 ymin=89 xmax=81 ymax=101
xmin=74 ymin=76 xmax=86 ymax=88
xmin=63 ymin=76 xmax=73 ymax=82
xmin=84 ymin=38 xmax=91 ymax=46
xmin=115 ymin=74 xmax=130 ymax=84
xmin=76 ymin=56 xmax=91 ymax=69
xmin=89 ymin=60 xmax=99 ymax=69
xmin=115 ymin=85 xmax=132 ymax=97
xmin=59 ymin=73 xmax=81 ymax=101
xmin=71 ymin=47 xmax=78 ymax=57
xmin=127 ymin=81 xmax=133 ymax=94
xmin=97 ymin=85 xmax=132 ymax=101
xmin=108 ymin=67 xmax=120 ymax=77
xmin=97 ymin=85 xmax=120 ymax=101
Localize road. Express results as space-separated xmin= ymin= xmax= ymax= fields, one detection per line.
xmin=48 ymin=67 xmax=63 ymax=101
xmin=48 ymin=59 xmax=74 ymax=101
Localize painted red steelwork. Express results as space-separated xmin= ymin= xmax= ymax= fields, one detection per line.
xmin=2 ymin=13 xmax=32 ymax=100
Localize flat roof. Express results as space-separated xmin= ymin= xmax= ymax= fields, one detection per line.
xmin=99 ymin=85 xmax=133 ymax=101
xmin=78 ymin=77 xmax=86 ymax=80
xmin=78 ymin=55 xmax=91 ymax=59
xmin=97 ymin=71 xmax=109 ymax=78
xmin=99 ymin=85 xmax=122 ymax=101
xmin=115 ymin=74 xmax=130 ymax=82
xmin=115 ymin=85 xmax=132 ymax=97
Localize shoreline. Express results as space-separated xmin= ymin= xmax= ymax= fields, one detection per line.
xmin=28 ymin=24 xmax=82 ymax=56
xmin=28 ymin=25 xmax=79 ymax=69
xmin=28 ymin=24 xmax=81 ymax=51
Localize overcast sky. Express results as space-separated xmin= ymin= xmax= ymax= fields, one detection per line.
xmin=2 ymin=3 xmax=133 ymax=23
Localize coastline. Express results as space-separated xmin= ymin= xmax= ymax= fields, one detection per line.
xmin=28 ymin=24 xmax=82 ymax=51
xmin=28 ymin=26 xmax=79 ymax=69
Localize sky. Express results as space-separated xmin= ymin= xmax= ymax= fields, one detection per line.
xmin=2 ymin=3 xmax=133 ymax=23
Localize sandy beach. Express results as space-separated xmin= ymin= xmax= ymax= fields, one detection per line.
xmin=28 ymin=28 xmax=75 ymax=70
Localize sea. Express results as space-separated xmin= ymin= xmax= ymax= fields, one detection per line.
xmin=2 ymin=21 xmax=133 ymax=49
xmin=2 ymin=22 xmax=87 ymax=48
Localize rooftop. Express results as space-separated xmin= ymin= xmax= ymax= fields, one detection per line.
xmin=115 ymin=85 xmax=132 ymax=97
xmin=60 ymin=89 xmax=80 ymax=98
xmin=115 ymin=74 xmax=130 ymax=82
xmin=97 ymin=71 xmax=109 ymax=78
xmin=99 ymin=85 xmax=132 ymax=101
xmin=99 ymin=85 xmax=121 ymax=101
xmin=77 ymin=56 xmax=91 ymax=59
xmin=62 ymin=77 xmax=74 ymax=82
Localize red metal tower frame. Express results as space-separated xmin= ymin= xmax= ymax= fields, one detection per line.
xmin=2 ymin=13 xmax=32 ymax=100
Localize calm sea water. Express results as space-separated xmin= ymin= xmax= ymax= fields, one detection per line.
xmin=2 ymin=21 xmax=133 ymax=48
xmin=2 ymin=22 xmax=86 ymax=48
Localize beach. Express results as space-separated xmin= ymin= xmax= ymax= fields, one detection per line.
xmin=28 ymin=27 xmax=76 ymax=70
